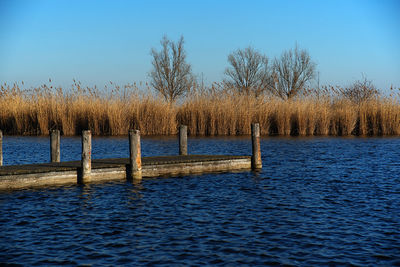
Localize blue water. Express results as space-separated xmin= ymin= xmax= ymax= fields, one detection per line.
xmin=1 ymin=136 xmax=400 ymax=266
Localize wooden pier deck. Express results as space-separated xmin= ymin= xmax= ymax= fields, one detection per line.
xmin=0 ymin=124 xmax=262 ymax=190
xmin=0 ymin=155 xmax=251 ymax=189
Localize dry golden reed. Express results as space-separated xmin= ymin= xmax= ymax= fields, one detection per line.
xmin=1 ymin=83 xmax=399 ymax=136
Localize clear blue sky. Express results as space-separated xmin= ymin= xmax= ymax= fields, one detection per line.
xmin=0 ymin=0 xmax=399 ymax=90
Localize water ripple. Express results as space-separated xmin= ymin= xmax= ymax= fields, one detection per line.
xmin=1 ymin=137 xmax=400 ymax=265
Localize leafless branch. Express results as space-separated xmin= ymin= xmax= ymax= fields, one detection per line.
xmin=271 ymin=45 xmax=316 ymax=100
xmin=149 ymin=35 xmax=194 ymax=102
xmin=224 ymin=47 xmax=273 ymax=96
xmin=339 ymin=75 xmax=380 ymax=103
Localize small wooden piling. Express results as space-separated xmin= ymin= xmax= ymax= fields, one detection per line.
xmin=50 ymin=130 xmax=60 ymax=163
xmin=179 ymin=125 xmax=188 ymax=155
xmin=251 ymin=123 xmax=262 ymax=169
xmin=0 ymin=130 xmax=2 ymax=166
xmin=78 ymin=130 xmax=91 ymax=183
xmin=128 ymin=129 xmax=142 ymax=180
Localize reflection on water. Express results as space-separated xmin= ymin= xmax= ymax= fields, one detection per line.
xmin=1 ymin=136 xmax=400 ymax=265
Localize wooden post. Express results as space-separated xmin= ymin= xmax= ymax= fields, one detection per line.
xmin=79 ymin=130 xmax=91 ymax=183
xmin=128 ymin=129 xmax=142 ymax=180
xmin=251 ymin=123 xmax=262 ymax=169
xmin=50 ymin=130 xmax=60 ymax=163
xmin=179 ymin=125 xmax=188 ymax=155
xmin=0 ymin=130 xmax=2 ymax=166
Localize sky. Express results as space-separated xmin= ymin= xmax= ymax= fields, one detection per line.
xmin=0 ymin=0 xmax=399 ymax=91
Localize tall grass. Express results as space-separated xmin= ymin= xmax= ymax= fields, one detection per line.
xmin=1 ymin=82 xmax=400 ymax=136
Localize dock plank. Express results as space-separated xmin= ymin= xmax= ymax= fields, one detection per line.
xmin=0 ymin=155 xmax=250 ymax=176
xmin=0 ymin=124 xmax=261 ymax=189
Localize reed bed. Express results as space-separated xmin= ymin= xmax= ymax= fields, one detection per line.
xmin=1 ymin=82 xmax=400 ymax=136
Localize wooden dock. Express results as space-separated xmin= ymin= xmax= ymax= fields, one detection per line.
xmin=0 ymin=124 xmax=262 ymax=190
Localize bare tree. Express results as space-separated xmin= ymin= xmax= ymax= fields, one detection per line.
xmin=339 ymin=76 xmax=379 ymax=103
xmin=271 ymin=45 xmax=316 ymax=100
xmin=224 ymin=47 xmax=273 ymax=96
xmin=150 ymin=35 xmax=194 ymax=102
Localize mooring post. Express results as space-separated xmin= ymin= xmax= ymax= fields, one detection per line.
xmin=179 ymin=125 xmax=188 ymax=155
xmin=79 ymin=130 xmax=91 ymax=183
xmin=0 ymin=130 xmax=2 ymax=166
xmin=128 ymin=129 xmax=142 ymax=180
xmin=251 ymin=123 xmax=262 ymax=169
xmin=50 ymin=129 xmax=60 ymax=163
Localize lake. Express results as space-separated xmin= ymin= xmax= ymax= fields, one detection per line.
xmin=1 ymin=136 xmax=399 ymax=266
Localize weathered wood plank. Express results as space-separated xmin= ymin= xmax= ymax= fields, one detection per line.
xmin=0 ymin=155 xmax=251 ymax=189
